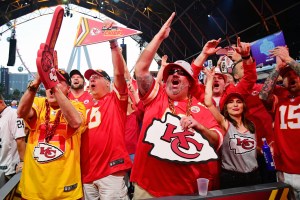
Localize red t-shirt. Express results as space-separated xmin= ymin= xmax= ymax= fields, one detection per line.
xmin=68 ymin=91 xmax=93 ymax=107
xmin=272 ymin=94 xmax=300 ymax=174
xmin=130 ymin=80 xmax=223 ymax=197
xmin=81 ymin=90 xmax=132 ymax=183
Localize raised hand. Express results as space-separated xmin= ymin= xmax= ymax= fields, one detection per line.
xmin=203 ymin=67 xmax=215 ymax=82
xmin=202 ymin=38 xmax=222 ymax=56
xmin=103 ymin=18 xmax=116 ymax=29
xmin=269 ymin=46 xmax=292 ymax=63
xmin=161 ymin=55 xmax=169 ymax=68
xmin=157 ymin=12 xmax=175 ymax=40
xmin=234 ymin=37 xmax=251 ymax=57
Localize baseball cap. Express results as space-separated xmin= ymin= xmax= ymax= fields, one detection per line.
xmin=70 ymin=69 xmax=84 ymax=80
xmin=163 ymin=60 xmax=195 ymax=83
xmin=57 ymin=69 xmax=71 ymax=86
xmin=219 ymin=85 xmax=244 ymax=112
xmin=279 ymin=66 xmax=293 ymax=78
xmin=84 ymin=69 xmax=111 ymax=82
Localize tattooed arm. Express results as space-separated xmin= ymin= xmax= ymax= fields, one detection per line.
xmin=269 ymin=46 xmax=300 ymax=76
xmin=259 ymin=55 xmax=286 ymax=102
xmin=135 ymin=13 xmax=175 ymax=97
xmin=259 ymin=69 xmax=280 ymax=102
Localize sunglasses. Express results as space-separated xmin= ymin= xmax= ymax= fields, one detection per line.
xmin=168 ymin=69 xmax=188 ymax=76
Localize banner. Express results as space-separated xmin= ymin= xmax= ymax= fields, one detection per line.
xmin=74 ymin=17 xmax=142 ymax=46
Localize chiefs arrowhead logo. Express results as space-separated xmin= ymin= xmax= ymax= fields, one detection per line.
xmin=229 ymin=134 xmax=256 ymax=154
xmin=144 ymin=112 xmax=218 ymax=163
xmin=33 ymin=142 xmax=64 ymax=163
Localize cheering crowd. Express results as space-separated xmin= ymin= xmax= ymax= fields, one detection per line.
xmin=0 ymin=12 xmax=299 ymax=200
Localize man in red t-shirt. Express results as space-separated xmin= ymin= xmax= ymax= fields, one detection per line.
xmin=260 ymin=46 xmax=300 ymax=200
xmin=80 ymin=38 xmax=132 ymax=199
xmin=131 ymin=13 xmax=223 ymax=199
xmin=68 ymin=69 xmax=93 ymax=107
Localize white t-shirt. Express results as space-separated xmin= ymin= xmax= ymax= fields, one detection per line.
xmin=0 ymin=106 xmax=26 ymax=176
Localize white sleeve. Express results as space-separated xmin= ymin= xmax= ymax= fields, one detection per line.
xmin=10 ymin=111 xmax=26 ymax=139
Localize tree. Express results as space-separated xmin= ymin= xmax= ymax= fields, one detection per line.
xmin=12 ymin=89 xmax=21 ymax=100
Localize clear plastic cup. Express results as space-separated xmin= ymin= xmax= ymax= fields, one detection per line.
xmin=197 ymin=178 xmax=209 ymax=196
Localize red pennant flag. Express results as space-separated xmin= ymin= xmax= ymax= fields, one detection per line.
xmin=74 ymin=17 xmax=142 ymax=46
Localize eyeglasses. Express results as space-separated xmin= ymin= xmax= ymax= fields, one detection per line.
xmin=168 ymin=69 xmax=188 ymax=76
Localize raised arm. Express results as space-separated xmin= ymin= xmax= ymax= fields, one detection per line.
xmin=110 ymin=40 xmax=127 ymax=93
xmin=192 ymin=38 xmax=221 ymax=79
xmin=203 ymin=68 xmax=227 ymax=131
xmin=156 ymin=55 xmax=169 ymax=85
xmin=51 ymin=84 xmax=83 ymax=129
xmin=102 ymin=18 xmax=127 ymax=93
xmin=135 ymin=12 xmax=175 ymax=96
xmin=269 ymin=46 xmax=300 ymax=76
xmin=259 ymin=56 xmax=285 ymax=102
xmin=232 ymin=37 xmax=256 ymax=94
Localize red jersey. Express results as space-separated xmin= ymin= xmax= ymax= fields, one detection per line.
xmin=243 ymin=84 xmax=289 ymax=148
xmin=125 ymin=101 xmax=144 ymax=155
xmin=81 ymin=89 xmax=132 ymax=183
xmin=272 ymin=94 xmax=300 ymax=174
xmin=131 ymin=80 xmax=223 ymax=197
xmin=68 ymin=91 xmax=93 ymax=107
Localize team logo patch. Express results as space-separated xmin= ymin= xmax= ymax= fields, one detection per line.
xmin=33 ymin=142 xmax=64 ymax=163
xmin=84 ymin=99 xmax=90 ymax=105
xmin=229 ymin=134 xmax=256 ymax=154
xmin=191 ymin=106 xmax=200 ymax=113
xmin=144 ymin=112 xmax=218 ymax=163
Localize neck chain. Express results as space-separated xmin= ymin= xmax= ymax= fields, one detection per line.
xmin=168 ymin=94 xmax=192 ymax=116
xmin=45 ymin=99 xmax=62 ymax=143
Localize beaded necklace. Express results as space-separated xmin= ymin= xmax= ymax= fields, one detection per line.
xmin=168 ymin=94 xmax=192 ymax=116
xmin=45 ymin=99 xmax=62 ymax=143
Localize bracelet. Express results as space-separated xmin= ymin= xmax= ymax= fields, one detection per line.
xmin=242 ymin=55 xmax=251 ymax=60
xmin=27 ymin=80 xmax=39 ymax=92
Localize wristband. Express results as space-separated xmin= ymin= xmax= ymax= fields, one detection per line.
xmin=242 ymin=55 xmax=251 ymax=60
xmin=27 ymin=80 xmax=39 ymax=92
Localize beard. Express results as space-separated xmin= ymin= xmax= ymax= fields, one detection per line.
xmin=71 ymin=83 xmax=84 ymax=89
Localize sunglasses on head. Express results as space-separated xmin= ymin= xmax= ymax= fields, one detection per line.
xmin=228 ymin=59 xmax=243 ymax=74
xmin=168 ymin=68 xmax=188 ymax=76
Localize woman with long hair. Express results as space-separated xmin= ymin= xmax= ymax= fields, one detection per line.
xmin=204 ymin=67 xmax=261 ymax=189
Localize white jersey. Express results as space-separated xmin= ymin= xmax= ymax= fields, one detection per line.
xmin=0 ymin=106 xmax=26 ymax=176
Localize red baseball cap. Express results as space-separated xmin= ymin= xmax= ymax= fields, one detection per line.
xmin=56 ymin=69 xmax=71 ymax=85
xmin=84 ymin=69 xmax=111 ymax=82
xmin=219 ymin=85 xmax=244 ymax=111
